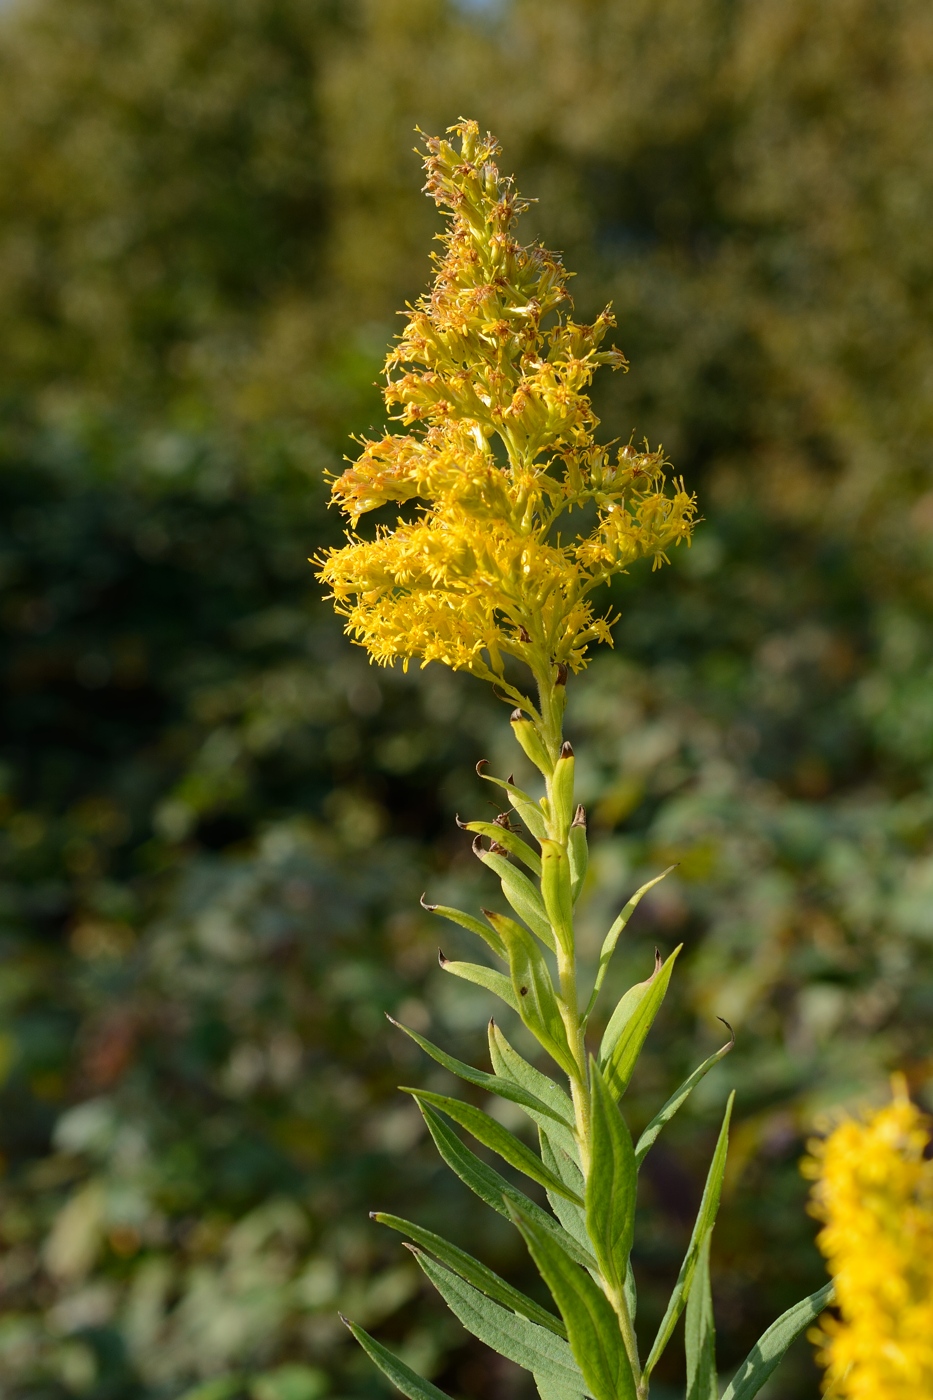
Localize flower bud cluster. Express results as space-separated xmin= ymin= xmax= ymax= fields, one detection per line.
xmin=317 ymin=120 xmax=696 ymax=685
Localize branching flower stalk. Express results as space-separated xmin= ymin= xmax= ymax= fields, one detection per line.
xmin=318 ymin=121 xmax=831 ymax=1400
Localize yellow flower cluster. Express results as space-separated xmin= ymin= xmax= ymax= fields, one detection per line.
xmin=804 ymin=1080 xmax=933 ymax=1399
xmin=316 ymin=120 xmax=696 ymax=693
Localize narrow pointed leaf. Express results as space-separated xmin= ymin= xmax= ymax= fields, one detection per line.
xmin=474 ymin=843 xmax=554 ymax=949
xmin=586 ymin=1061 xmax=637 ymax=1295
xmin=438 ymin=954 xmax=519 ymax=1011
xmin=422 ymin=898 xmax=507 ymax=959
xmin=598 ymin=946 xmax=681 ymax=1100
xmin=373 ymin=1212 xmax=566 ymax=1338
xmin=533 ymin=1373 xmax=585 ymax=1400
xmin=488 ymin=1022 xmax=577 ymax=1141
xmin=342 ymin=1319 xmax=451 ymax=1400
xmin=685 ymin=1231 xmax=717 ymax=1400
xmin=624 ymin=1261 xmax=637 ymax=1324
xmin=540 ymin=1129 xmax=590 ymax=1256
xmin=510 ymin=1204 xmax=637 ymax=1400
xmin=568 ymin=817 xmax=588 ymax=903
xmin=477 ymin=764 xmax=549 ymax=842
xmin=719 ymin=1282 xmax=835 ymax=1400
xmin=584 ymin=868 xmax=676 ymax=1021
xmin=540 ymin=840 xmax=574 ymax=954
xmin=461 ymin=819 xmax=542 ymax=876
xmin=492 ymin=917 xmax=578 ymax=1079
xmin=414 ymin=1253 xmax=584 ymax=1389
xmin=645 ymin=1092 xmax=734 ymax=1378
xmin=635 ymin=1024 xmax=735 ymax=1166
xmin=389 ymin=1019 xmax=572 ymax=1128
xmin=417 ymin=1101 xmax=596 ymax=1269
xmin=405 ymin=1089 xmax=582 ymax=1204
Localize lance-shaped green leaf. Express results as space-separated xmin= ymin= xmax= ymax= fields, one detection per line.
xmin=635 ymin=1022 xmax=735 ymax=1166
xmin=644 ymin=1092 xmax=735 ymax=1379
xmin=477 ymin=762 xmax=549 ymax=843
xmin=488 ymin=1021 xmax=577 ymax=1127
xmin=404 ymin=1089 xmax=583 ymax=1205
xmin=551 ymin=743 xmax=575 ymax=829
xmin=389 ymin=1018 xmax=572 ymax=1129
xmin=568 ymin=808 xmax=588 ymax=902
xmin=540 ymin=1129 xmax=590 ymax=1256
xmin=490 ymin=915 xmax=578 ymax=1079
xmin=414 ymin=1252 xmax=584 ymax=1390
xmin=685 ymin=1231 xmax=717 ymax=1400
xmin=719 ymin=1282 xmax=835 ymax=1400
xmin=458 ymin=816 xmax=542 ymax=876
xmin=583 ymin=868 xmax=676 ymax=1022
xmin=489 ymin=1022 xmax=580 ymax=1166
xmin=438 ymin=952 xmax=519 ymax=1011
xmin=586 ymin=1061 xmax=637 ymax=1295
xmin=421 ymin=894 xmax=507 ymax=960
xmin=509 ymin=1203 xmax=637 ymax=1400
xmin=598 ymin=946 xmax=681 ymax=1100
xmin=373 ymin=1212 xmax=567 ymax=1338
xmin=540 ymin=840 xmax=574 ymax=954
xmin=533 ymin=1373 xmax=585 ymax=1400
xmin=511 ymin=709 xmax=554 ymax=777
xmin=417 ymin=1101 xmax=596 ymax=1269
xmin=341 ymin=1318 xmax=451 ymax=1400
xmin=473 ymin=838 xmax=555 ymax=949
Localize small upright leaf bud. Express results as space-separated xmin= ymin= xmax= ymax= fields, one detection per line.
xmin=510 ymin=709 xmax=553 ymax=776
xmin=550 ymin=741 xmax=575 ymax=836
xmin=568 ymin=805 xmax=588 ymax=902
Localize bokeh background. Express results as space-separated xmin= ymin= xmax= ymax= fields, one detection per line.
xmin=1 ymin=1 xmax=931 ymax=1397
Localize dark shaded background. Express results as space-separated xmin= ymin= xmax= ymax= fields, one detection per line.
xmin=1 ymin=1 xmax=932 ymax=1397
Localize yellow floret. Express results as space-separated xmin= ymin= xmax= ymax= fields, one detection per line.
xmin=315 ymin=120 xmax=697 ymax=698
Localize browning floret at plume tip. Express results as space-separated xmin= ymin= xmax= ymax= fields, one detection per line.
xmin=315 ymin=119 xmax=697 ymax=691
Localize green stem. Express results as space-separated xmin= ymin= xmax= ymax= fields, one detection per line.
xmin=531 ymin=671 xmax=645 ymax=1395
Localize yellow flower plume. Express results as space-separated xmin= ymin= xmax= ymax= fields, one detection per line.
xmin=315 ymin=120 xmax=696 ymax=699
xmin=803 ymin=1078 xmax=933 ymax=1399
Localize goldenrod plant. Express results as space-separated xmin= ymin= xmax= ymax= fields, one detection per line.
xmin=318 ymin=121 xmax=832 ymax=1400
xmin=804 ymin=1080 xmax=933 ymax=1399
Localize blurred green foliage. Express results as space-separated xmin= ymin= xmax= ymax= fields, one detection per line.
xmin=0 ymin=0 xmax=932 ymax=1397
